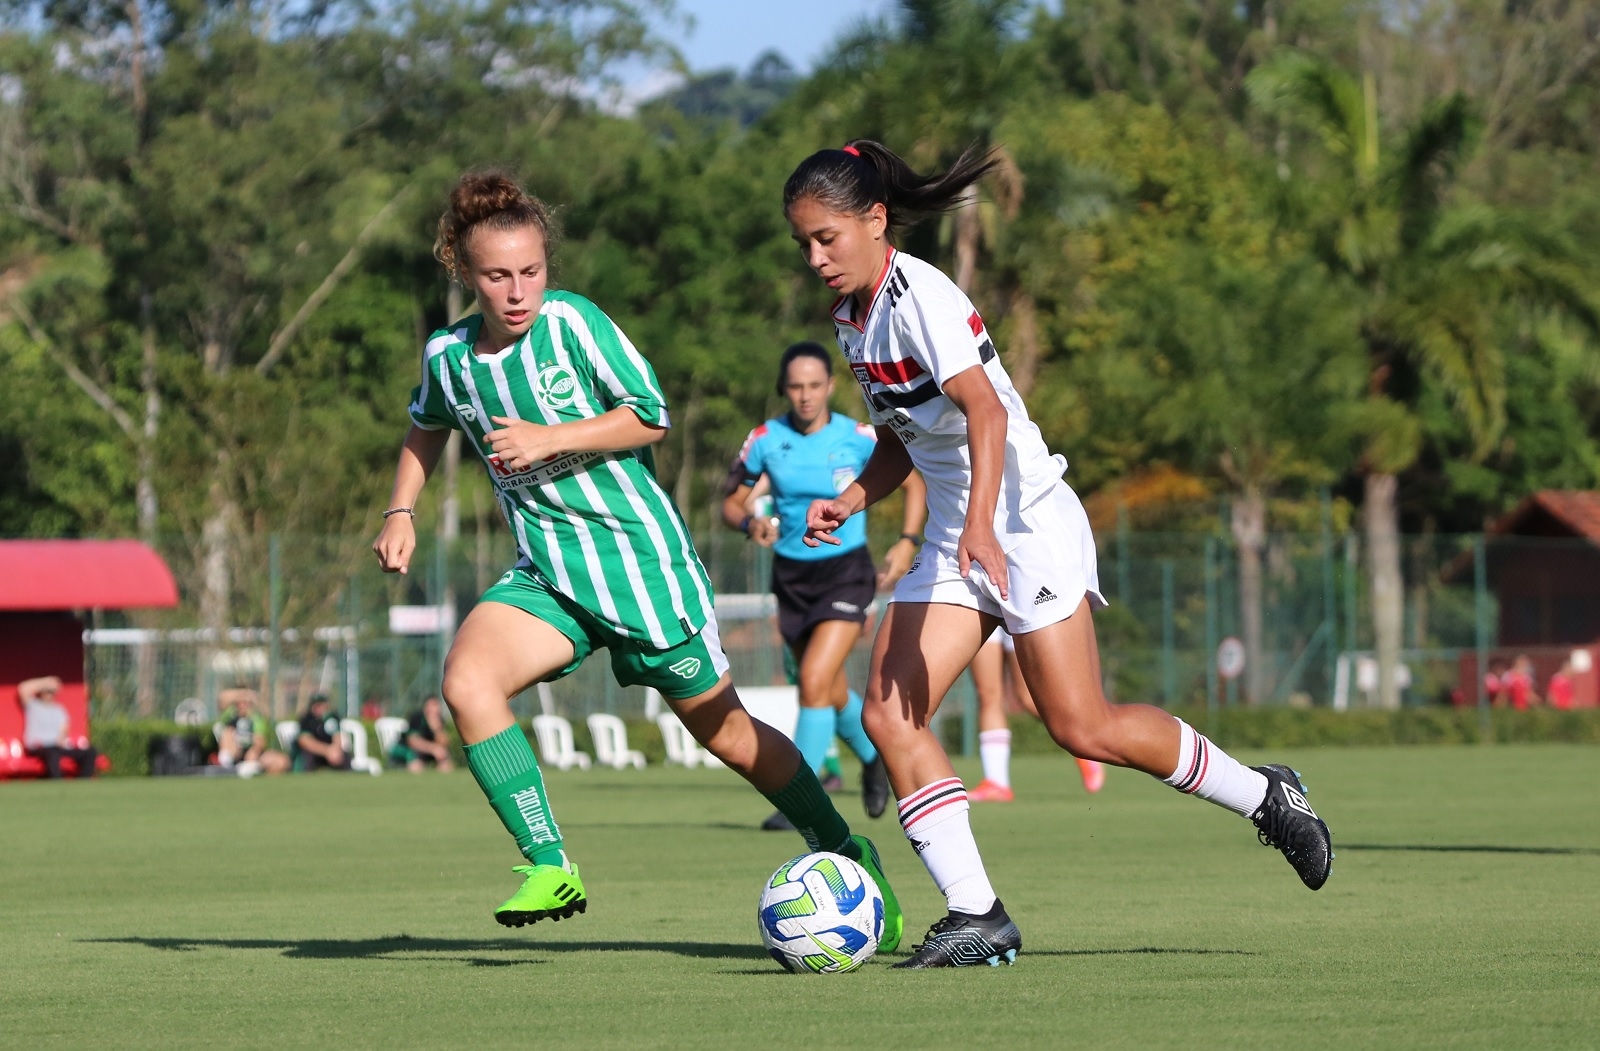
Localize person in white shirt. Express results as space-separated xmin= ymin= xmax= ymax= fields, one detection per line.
xmin=785 ymin=139 xmax=1334 ymax=968
xmin=18 ymin=676 xmax=99 ymax=779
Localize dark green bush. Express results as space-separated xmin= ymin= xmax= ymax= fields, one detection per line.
xmin=947 ymin=706 xmax=1600 ymax=754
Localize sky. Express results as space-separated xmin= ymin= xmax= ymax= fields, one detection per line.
xmin=662 ymin=0 xmax=893 ymax=74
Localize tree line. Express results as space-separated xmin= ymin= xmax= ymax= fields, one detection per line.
xmin=2 ymin=0 xmax=1598 ymax=707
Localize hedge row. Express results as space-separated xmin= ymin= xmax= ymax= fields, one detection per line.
xmin=87 ymin=707 xmax=1600 ymax=777
xmin=88 ymin=716 xmax=674 ymax=777
xmin=992 ymin=705 xmax=1600 ymax=754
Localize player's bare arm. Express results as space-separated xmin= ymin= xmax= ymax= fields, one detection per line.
xmin=721 ymin=481 xmax=777 ymax=546
xmin=940 ymin=365 xmax=1009 ymax=600
xmin=804 ymin=426 xmax=914 ymax=546
xmin=372 ymin=424 xmax=450 ymax=575
xmin=484 ymin=406 xmax=666 ymax=471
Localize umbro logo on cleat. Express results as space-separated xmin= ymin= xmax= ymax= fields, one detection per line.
xmin=1281 ymin=784 xmax=1318 ymax=818
xmin=1033 ymin=587 xmax=1058 ymax=606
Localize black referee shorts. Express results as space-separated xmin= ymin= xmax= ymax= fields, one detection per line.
xmin=771 ymin=546 xmax=876 ymax=644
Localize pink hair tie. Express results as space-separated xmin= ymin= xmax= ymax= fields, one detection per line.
xmin=842 ymin=145 xmax=860 ymax=156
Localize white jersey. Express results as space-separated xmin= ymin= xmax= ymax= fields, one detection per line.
xmin=831 ymin=248 xmax=1066 ymax=551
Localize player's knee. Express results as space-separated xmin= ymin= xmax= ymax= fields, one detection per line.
xmin=796 ymin=667 xmax=835 ymax=707
xmin=1042 ymin=713 xmax=1117 ymax=763
xmin=440 ymin=659 xmax=496 ymax=715
xmin=860 ymin=693 xmax=908 ymax=746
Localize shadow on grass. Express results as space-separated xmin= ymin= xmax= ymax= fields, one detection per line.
xmin=1028 ymin=947 xmax=1256 ymax=957
xmin=87 ymin=934 xmax=771 ymax=964
xmin=718 ymin=947 xmax=1257 ymax=974
xmin=1343 ymin=843 xmax=1600 ymax=856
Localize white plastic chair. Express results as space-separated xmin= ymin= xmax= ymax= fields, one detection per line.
xmin=586 ymin=713 xmax=645 ymax=769
xmin=531 ymin=715 xmax=591 ymax=771
xmin=274 ymin=720 xmax=298 ymax=753
xmin=174 ymin=698 xmax=207 ymax=726
xmin=339 ymin=719 xmax=383 ymax=776
xmin=374 ymin=716 xmax=409 ymax=762
xmin=654 ymin=711 xmax=724 ymax=769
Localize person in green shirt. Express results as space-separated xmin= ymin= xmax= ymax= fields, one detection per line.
xmin=371 ymin=170 xmax=900 ymax=950
xmin=391 ymin=695 xmax=455 ymax=773
xmin=216 ymin=687 xmax=290 ymax=776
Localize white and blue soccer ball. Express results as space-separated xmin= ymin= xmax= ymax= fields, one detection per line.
xmin=758 ymin=851 xmax=883 ymax=973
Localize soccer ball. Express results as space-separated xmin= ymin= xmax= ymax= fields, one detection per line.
xmin=758 ymin=851 xmax=883 ymax=973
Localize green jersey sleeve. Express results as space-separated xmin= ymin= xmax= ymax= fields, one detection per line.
xmin=407 ymin=328 xmax=460 ymax=431
xmin=552 ymin=295 xmax=670 ymax=428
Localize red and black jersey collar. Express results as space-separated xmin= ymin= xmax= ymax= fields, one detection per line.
xmin=830 ymin=247 xmax=897 ymax=333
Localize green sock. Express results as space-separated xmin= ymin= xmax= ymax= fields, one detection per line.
xmin=464 ymin=725 xmax=566 ymax=868
xmin=763 ymin=762 xmax=857 ymax=859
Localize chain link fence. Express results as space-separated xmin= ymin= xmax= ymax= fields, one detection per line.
xmin=78 ymin=529 xmax=1600 ymax=726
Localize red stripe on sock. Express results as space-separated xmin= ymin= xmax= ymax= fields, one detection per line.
xmin=1188 ymin=737 xmax=1210 ymax=794
xmin=900 ymin=793 xmax=969 ymax=836
xmin=898 ymin=777 xmax=963 ymax=812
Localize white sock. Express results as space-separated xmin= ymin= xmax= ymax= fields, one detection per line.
xmin=978 ymin=729 xmax=1012 ymax=788
xmin=1162 ymin=720 xmax=1268 ymax=817
xmin=897 ymin=777 xmax=997 ymax=915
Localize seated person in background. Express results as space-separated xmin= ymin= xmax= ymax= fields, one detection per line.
xmin=392 ymin=695 xmax=455 ymax=773
xmin=1547 ymin=659 xmax=1576 ymax=710
xmin=1484 ymin=658 xmax=1510 ymax=707
xmin=217 ymin=688 xmax=291 ymax=776
xmin=19 ymin=676 xmax=99 ymax=779
xmin=1503 ymin=655 xmax=1541 ymax=710
xmin=295 ymin=694 xmax=350 ymax=771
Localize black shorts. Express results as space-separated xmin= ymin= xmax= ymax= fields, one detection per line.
xmin=771 ymin=546 xmax=876 ymax=644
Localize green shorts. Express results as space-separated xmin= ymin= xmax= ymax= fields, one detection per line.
xmin=481 ymin=566 xmax=730 ymax=700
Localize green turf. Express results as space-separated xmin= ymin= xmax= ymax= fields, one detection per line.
xmin=3 ymin=746 xmax=1597 ymax=1049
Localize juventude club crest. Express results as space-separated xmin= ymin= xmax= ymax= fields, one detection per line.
xmin=536 ymin=364 xmax=579 ymax=408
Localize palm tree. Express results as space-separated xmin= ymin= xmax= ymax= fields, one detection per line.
xmin=1248 ymin=51 xmax=1600 ymax=707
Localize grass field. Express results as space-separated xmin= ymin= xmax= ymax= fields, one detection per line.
xmin=4 ymin=746 xmax=1598 ymax=1049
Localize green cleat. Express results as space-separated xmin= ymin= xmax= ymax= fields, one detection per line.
xmin=494 ymin=863 xmax=587 ymax=927
xmin=850 ymin=834 xmax=903 ymax=955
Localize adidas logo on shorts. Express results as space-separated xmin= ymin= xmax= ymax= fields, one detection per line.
xmin=1033 ymin=587 xmax=1058 ymax=606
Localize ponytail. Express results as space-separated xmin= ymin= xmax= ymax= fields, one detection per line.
xmin=782 ymin=139 xmax=1000 ymax=232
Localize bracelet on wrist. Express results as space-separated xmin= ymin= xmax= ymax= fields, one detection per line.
xmin=739 ymin=515 xmax=753 ymax=538
xmin=898 ymin=532 xmax=923 ymax=545
xmin=383 ymin=507 xmax=415 ymax=519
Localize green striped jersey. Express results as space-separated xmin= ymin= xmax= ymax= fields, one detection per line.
xmin=408 ymin=291 xmax=714 ymax=650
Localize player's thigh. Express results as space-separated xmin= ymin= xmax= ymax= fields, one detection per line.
xmin=1009 ymin=597 xmax=1109 ymax=735
xmin=795 ymin=619 xmax=861 ymax=709
xmin=867 ymin=602 xmax=998 ymax=734
xmin=444 ymin=601 xmax=578 ymax=702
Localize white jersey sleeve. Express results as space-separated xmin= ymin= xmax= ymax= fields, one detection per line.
xmin=895 ymin=270 xmax=987 ymax=389
xmin=832 ymin=250 xmax=1066 ymax=553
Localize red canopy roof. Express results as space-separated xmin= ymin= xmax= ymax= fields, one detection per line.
xmin=0 ymin=540 xmax=179 ymax=611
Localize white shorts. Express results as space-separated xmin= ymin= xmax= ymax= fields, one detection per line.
xmin=891 ymin=482 xmax=1106 ymax=635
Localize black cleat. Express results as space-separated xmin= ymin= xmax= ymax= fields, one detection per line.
xmin=862 ymin=757 xmax=890 ymax=819
xmin=760 ymin=809 xmax=796 ymax=832
xmin=1250 ymin=764 xmax=1333 ymax=890
xmin=891 ymin=900 xmax=1022 ymax=969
